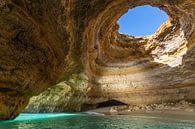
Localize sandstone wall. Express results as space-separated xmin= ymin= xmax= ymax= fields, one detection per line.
xmin=0 ymin=0 xmax=194 ymax=119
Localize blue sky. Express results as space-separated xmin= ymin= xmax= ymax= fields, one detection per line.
xmin=118 ymin=5 xmax=168 ymax=36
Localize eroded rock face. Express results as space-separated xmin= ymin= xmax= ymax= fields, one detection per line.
xmin=0 ymin=0 xmax=195 ymax=119
xmin=25 ymin=74 xmax=93 ymax=112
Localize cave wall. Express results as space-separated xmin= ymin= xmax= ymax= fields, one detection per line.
xmin=0 ymin=0 xmax=195 ymax=119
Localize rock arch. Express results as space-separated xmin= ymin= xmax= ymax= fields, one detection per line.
xmin=0 ymin=0 xmax=195 ymax=120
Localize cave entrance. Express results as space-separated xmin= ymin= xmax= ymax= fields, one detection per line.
xmin=97 ymin=100 xmax=127 ymax=108
xmin=118 ymin=5 xmax=168 ymax=36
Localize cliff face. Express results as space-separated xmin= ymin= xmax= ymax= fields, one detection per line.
xmin=25 ymin=74 xmax=93 ymax=112
xmin=0 ymin=0 xmax=195 ymax=119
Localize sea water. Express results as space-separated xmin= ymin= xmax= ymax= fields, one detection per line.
xmin=0 ymin=113 xmax=195 ymax=129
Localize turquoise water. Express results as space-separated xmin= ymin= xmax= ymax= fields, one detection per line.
xmin=0 ymin=113 xmax=195 ymax=129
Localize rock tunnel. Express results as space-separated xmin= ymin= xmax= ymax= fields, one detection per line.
xmin=97 ymin=100 xmax=127 ymax=108
xmin=0 ymin=0 xmax=195 ymax=120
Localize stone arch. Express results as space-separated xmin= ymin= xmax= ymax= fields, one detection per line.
xmin=97 ymin=100 xmax=127 ymax=108
xmin=0 ymin=0 xmax=195 ymax=120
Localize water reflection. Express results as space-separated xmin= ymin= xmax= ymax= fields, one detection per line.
xmin=0 ymin=113 xmax=195 ymax=129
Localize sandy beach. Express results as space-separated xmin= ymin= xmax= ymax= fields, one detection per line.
xmin=87 ymin=101 xmax=195 ymax=120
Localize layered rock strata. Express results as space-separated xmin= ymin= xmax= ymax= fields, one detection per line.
xmin=0 ymin=0 xmax=195 ymax=119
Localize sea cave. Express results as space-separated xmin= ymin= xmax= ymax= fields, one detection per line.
xmin=0 ymin=0 xmax=195 ymax=128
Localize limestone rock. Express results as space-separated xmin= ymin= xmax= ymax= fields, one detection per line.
xmin=0 ymin=0 xmax=195 ymax=119
xmin=25 ymin=74 xmax=94 ymax=112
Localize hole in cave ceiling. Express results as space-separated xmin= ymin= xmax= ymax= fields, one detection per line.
xmin=118 ymin=5 xmax=169 ymax=36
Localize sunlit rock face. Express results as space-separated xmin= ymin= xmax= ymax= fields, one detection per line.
xmin=25 ymin=75 xmax=93 ymax=112
xmin=0 ymin=0 xmax=195 ymax=119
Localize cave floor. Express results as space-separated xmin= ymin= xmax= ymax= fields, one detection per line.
xmin=88 ymin=104 xmax=195 ymax=120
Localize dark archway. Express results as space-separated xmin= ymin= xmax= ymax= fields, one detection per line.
xmin=97 ymin=100 xmax=127 ymax=108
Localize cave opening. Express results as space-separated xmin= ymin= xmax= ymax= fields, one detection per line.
xmin=97 ymin=100 xmax=127 ymax=108
xmin=118 ymin=5 xmax=169 ymax=36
